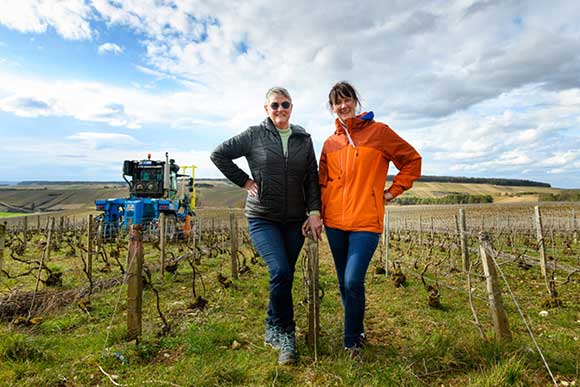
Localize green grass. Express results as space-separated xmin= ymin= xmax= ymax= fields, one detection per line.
xmin=0 ymin=221 xmax=578 ymax=387
xmin=0 ymin=211 xmax=27 ymax=218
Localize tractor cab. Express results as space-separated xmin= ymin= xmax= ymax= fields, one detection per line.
xmin=123 ymin=154 xmax=180 ymax=199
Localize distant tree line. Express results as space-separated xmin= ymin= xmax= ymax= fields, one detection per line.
xmin=17 ymin=181 xmax=125 ymax=186
xmin=17 ymin=176 xmax=551 ymax=188
xmin=394 ymin=193 xmax=494 ymax=205
xmin=386 ymin=175 xmax=551 ymax=187
xmin=538 ymin=190 xmax=580 ymax=202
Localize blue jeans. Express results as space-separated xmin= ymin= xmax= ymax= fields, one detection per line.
xmin=325 ymin=226 xmax=380 ymax=348
xmin=248 ymin=218 xmax=304 ymax=332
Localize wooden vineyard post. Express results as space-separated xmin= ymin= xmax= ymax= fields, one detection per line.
xmin=23 ymin=216 xmax=28 ymax=248
xmin=159 ymin=213 xmax=166 ymax=281
xmin=0 ymin=223 xmax=5 ymax=284
xmin=419 ymin=215 xmax=423 ymax=246
xmin=44 ymin=217 xmax=54 ymax=262
xmin=230 ymin=212 xmax=238 ymax=280
xmin=384 ymin=209 xmax=390 ymax=276
xmin=534 ymin=206 xmax=548 ymax=281
xmin=453 ymin=214 xmax=461 ymax=268
xmin=479 ymin=232 xmax=512 ymax=342
xmin=305 ymin=234 xmax=320 ymax=356
xmin=430 ymin=216 xmax=434 ymax=241
xmin=196 ymin=218 xmax=202 ymax=247
xmin=28 ymin=218 xmax=54 ymax=320
xmin=573 ymin=210 xmax=578 ymax=245
xmin=459 ymin=208 xmax=469 ymax=271
xmin=87 ymin=215 xmax=94 ymax=294
xmin=127 ymin=224 xmax=144 ymax=342
xmin=96 ymin=218 xmax=103 ymax=254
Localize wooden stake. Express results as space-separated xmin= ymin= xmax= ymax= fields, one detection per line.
xmin=534 ymin=206 xmax=548 ymax=281
xmin=0 ymin=223 xmax=5 ymax=284
xmin=305 ymin=235 xmax=320 ymax=356
xmin=479 ymin=232 xmax=512 ymax=342
xmin=159 ymin=213 xmax=166 ymax=281
xmin=127 ymin=224 xmax=144 ymax=342
xmin=454 ymin=214 xmax=461 ymax=268
xmin=87 ymin=215 xmax=94 ymax=294
xmin=385 ymin=209 xmax=390 ymax=276
xmin=28 ymin=218 xmax=54 ymax=319
xmin=230 ymin=213 xmax=238 ymax=280
xmin=573 ymin=210 xmax=577 ymax=245
xmin=23 ymin=216 xmax=28 ymax=248
xmin=459 ymin=208 xmax=469 ymax=271
xmin=419 ymin=215 xmax=423 ymax=245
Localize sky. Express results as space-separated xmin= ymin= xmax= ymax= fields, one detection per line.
xmin=0 ymin=0 xmax=579 ymax=188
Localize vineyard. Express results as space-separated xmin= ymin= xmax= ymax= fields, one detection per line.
xmin=0 ymin=202 xmax=579 ymax=387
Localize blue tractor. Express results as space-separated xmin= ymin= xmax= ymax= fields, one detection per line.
xmin=96 ymin=153 xmax=196 ymax=240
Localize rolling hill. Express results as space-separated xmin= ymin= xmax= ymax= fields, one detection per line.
xmin=0 ymin=179 xmax=568 ymax=216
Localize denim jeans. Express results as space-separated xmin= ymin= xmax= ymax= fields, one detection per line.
xmin=248 ymin=217 xmax=304 ymax=332
xmin=325 ymin=226 xmax=380 ymax=347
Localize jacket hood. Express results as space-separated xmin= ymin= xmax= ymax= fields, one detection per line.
xmin=334 ymin=111 xmax=375 ymax=133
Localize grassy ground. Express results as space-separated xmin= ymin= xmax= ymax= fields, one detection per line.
xmin=0 ymin=212 xmax=27 ymax=218
xmin=1 ymin=223 xmax=578 ymax=387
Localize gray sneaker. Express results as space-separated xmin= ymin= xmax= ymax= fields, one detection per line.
xmin=278 ymin=330 xmax=297 ymax=365
xmin=264 ymin=323 xmax=281 ymax=349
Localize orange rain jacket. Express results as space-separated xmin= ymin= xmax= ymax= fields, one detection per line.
xmin=319 ymin=112 xmax=422 ymax=233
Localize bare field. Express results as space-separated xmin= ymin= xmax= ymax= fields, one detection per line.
xmin=0 ymin=180 xmax=568 ymax=217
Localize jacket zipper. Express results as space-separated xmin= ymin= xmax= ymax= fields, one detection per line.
xmin=342 ymin=143 xmax=351 ymax=225
xmin=341 ymin=122 xmax=357 ymax=225
xmin=282 ymin=131 xmax=289 ymax=220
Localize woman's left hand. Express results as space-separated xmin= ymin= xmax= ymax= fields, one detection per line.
xmin=384 ymin=191 xmax=394 ymax=205
xmin=302 ymin=214 xmax=323 ymax=240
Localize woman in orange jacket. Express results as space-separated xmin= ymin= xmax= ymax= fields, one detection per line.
xmin=319 ymin=81 xmax=421 ymax=355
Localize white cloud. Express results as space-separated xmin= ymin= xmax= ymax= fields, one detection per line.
xmin=541 ymin=151 xmax=579 ymax=167
xmin=67 ymin=131 xmax=138 ymax=144
xmin=0 ymin=135 xmax=222 ymax=181
xmin=0 ymin=0 xmax=93 ymax=40
xmin=98 ymin=42 xmax=123 ymax=55
xmin=1 ymin=1 xmax=580 ymax=187
xmin=0 ymin=95 xmax=53 ymax=117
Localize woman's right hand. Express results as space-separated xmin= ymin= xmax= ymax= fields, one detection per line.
xmin=244 ymin=179 xmax=258 ymax=197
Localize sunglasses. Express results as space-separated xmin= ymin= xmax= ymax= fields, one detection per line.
xmin=269 ymin=101 xmax=291 ymax=110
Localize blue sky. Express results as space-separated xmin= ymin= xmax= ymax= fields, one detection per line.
xmin=0 ymin=1 xmax=579 ymax=188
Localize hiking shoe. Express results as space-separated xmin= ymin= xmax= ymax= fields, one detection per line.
xmin=358 ymin=333 xmax=367 ymax=348
xmin=344 ymin=345 xmax=362 ymax=359
xmin=278 ymin=330 xmax=297 ymax=365
xmin=264 ymin=323 xmax=281 ymax=349
xmin=344 ymin=333 xmax=365 ymax=359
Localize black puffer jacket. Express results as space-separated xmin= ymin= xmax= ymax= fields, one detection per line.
xmin=210 ymin=118 xmax=321 ymax=223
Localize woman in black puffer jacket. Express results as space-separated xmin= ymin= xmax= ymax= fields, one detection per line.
xmin=210 ymin=86 xmax=322 ymax=365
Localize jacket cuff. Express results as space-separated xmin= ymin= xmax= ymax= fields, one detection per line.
xmin=386 ymin=185 xmax=405 ymax=199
